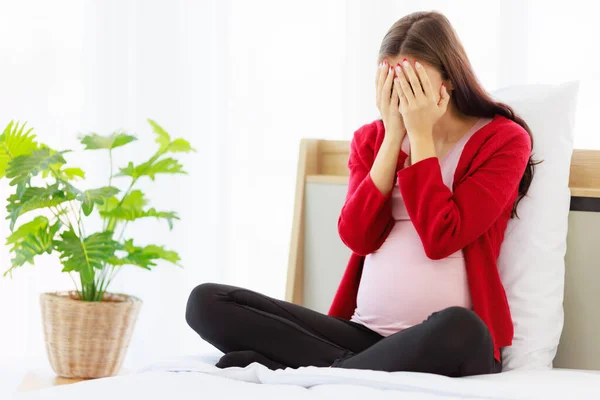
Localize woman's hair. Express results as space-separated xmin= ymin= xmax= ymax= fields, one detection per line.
xmin=379 ymin=11 xmax=537 ymax=217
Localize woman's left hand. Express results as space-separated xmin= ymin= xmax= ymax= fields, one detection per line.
xmin=394 ymin=60 xmax=450 ymax=140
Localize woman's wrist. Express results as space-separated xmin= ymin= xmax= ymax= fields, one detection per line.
xmin=382 ymin=133 xmax=403 ymax=149
xmin=408 ymin=132 xmax=436 ymax=164
xmin=370 ymin=126 xmax=406 ymax=196
xmin=382 ymin=124 xmax=405 ymax=147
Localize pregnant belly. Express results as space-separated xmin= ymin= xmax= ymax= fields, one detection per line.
xmin=351 ymin=221 xmax=472 ymax=337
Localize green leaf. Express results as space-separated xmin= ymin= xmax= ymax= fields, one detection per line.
xmin=141 ymin=209 xmax=179 ymax=230
xmin=120 ymin=189 xmax=147 ymax=209
xmin=61 ymin=180 xmax=83 ymax=197
xmin=5 ymin=148 xmax=68 ymax=187
xmin=166 ymin=138 xmax=195 ymax=153
xmin=143 ymin=245 xmax=181 ymax=265
xmin=99 ymin=190 xmax=146 ymax=213
xmin=117 ymin=157 xmax=186 ymax=180
xmin=148 ymin=119 xmax=171 ymax=150
xmin=147 ymin=119 xmax=195 ymax=153
xmin=43 ymin=166 xmax=86 ymax=181
xmin=0 ymin=121 xmax=40 ymax=178
xmin=6 ymin=184 xmax=76 ymax=230
xmin=60 ymin=167 xmax=86 ymax=180
xmin=108 ymin=239 xmax=181 ymax=269
xmin=98 ymin=190 xmax=146 ymax=232
xmin=6 ymin=216 xmax=49 ymax=248
xmin=4 ymin=216 xmax=60 ymax=275
xmin=55 ymin=230 xmax=118 ymax=284
xmin=48 ymin=219 xmax=62 ymax=241
xmin=113 ymin=120 xmax=192 ymax=181
xmin=79 ymin=186 xmax=120 ymax=216
xmin=80 ymin=132 xmax=137 ymax=150
xmin=107 ymin=256 xmax=150 ymax=270
xmin=99 ymin=190 xmax=179 ymax=229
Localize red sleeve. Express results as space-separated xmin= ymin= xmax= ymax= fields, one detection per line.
xmin=397 ymin=131 xmax=530 ymax=260
xmin=338 ymin=125 xmax=408 ymax=256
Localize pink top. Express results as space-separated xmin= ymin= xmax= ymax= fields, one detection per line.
xmin=351 ymin=118 xmax=492 ymax=337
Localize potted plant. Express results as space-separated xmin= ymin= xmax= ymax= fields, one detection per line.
xmin=0 ymin=119 xmax=194 ymax=378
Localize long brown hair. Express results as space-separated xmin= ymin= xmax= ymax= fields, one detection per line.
xmin=379 ymin=11 xmax=536 ymax=217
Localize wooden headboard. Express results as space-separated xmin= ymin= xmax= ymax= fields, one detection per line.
xmin=286 ymin=139 xmax=600 ymax=370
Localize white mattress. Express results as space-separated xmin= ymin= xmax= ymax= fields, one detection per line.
xmin=10 ymin=353 xmax=600 ymax=400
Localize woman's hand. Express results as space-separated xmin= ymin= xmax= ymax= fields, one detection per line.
xmin=376 ymin=60 xmax=405 ymax=142
xmin=394 ymin=60 xmax=450 ymax=140
xmin=369 ymin=60 xmax=407 ymax=196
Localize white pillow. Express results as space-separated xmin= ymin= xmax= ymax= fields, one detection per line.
xmin=494 ymin=82 xmax=579 ymax=371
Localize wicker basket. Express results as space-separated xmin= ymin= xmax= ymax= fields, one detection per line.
xmin=40 ymin=292 xmax=142 ymax=378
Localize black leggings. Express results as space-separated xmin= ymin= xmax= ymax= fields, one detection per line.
xmin=185 ymin=283 xmax=501 ymax=377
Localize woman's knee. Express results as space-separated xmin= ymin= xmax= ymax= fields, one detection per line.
xmin=430 ymin=306 xmax=485 ymax=329
xmin=427 ymin=307 xmax=491 ymax=349
xmin=185 ymin=282 xmax=223 ymax=335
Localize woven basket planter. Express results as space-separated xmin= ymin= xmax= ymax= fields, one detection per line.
xmin=40 ymin=292 xmax=142 ymax=379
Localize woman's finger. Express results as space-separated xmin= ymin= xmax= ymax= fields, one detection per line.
xmin=402 ymin=60 xmax=424 ymax=100
xmin=391 ymin=79 xmax=400 ymax=108
xmin=375 ymin=64 xmax=381 ymax=106
xmin=414 ymin=61 xmax=433 ymax=98
xmin=375 ymin=61 xmax=387 ymax=106
xmin=396 ymin=77 xmax=408 ymax=112
xmin=382 ymin=64 xmax=395 ymax=102
xmin=395 ymin=65 xmax=415 ymax=105
xmin=375 ymin=62 xmax=383 ymax=106
xmin=393 ymin=76 xmax=404 ymax=106
xmin=376 ymin=61 xmax=387 ymax=91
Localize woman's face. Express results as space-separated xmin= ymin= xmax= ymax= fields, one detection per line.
xmin=384 ymin=54 xmax=447 ymax=103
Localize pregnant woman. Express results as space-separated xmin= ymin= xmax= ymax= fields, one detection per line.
xmin=185 ymin=11 xmax=535 ymax=377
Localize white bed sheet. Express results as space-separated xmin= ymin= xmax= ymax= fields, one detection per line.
xmin=11 ymin=354 xmax=600 ymax=400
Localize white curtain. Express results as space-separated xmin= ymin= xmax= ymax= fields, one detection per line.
xmin=0 ymin=0 xmax=597 ymax=369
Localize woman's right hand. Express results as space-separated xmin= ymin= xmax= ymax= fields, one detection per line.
xmin=376 ymin=60 xmax=405 ymax=142
xmin=368 ymin=60 xmax=409 ymax=197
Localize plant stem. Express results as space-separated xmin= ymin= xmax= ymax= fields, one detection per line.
xmin=47 ymin=168 xmax=84 ymax=236
xmin=108 ymin=149 xmax=113 ymax=187
xmin=68 ymin=272 xmax=82 ymax=299
xmin=105 ymin=150 xmax=163 ymax=234
xmin=96 ymin=262 xmax=117 ymax=301
xmin=78 ymin=206 xmax=86 ymax=238
xmin=56 ymin=203 xmax=76 ymax=233
xmin=49 ymin=206 xmax=70 ymax=228
xmin=93 ymin=150 xmax=166 ymax=299
xmin=116 ymin=150 xmax=161 ymax=207
xmin=103 ymin=149 xmax=114 ymax=232
xmin=104 ymin=265 xmax=121 ymax=291
xmin=68 ymin=200 xmax=83 ymax=238
xmin=80 ymin=273 xmax=87 ymax=300
xmin=95 ymin=263 xmax=110 ymax=297
xmin=95 ymin=266 xmax=111 ymax=301
xmin=48 ymin=206 xmax=84 ymax=298
xmin=75 ymin=232 xmax=95 ymax=301
xmin=118 ymin=221 xmax=129 ymax=242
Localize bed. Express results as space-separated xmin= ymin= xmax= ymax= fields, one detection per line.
xmin=10 ymin=353 xmax=600 ymax=399
xmin=10 ymin=140 xmax=600 ymax=400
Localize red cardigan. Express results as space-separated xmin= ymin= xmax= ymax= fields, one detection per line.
xmin=328 ymin=115 xmax=531 ymax=361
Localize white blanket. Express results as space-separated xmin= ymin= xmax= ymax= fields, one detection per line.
xmin=11 ymin=354 xmax=600 ymax=400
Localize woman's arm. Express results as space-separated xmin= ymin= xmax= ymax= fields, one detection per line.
xmin=394 ymin=60 xmax=530 ymax=259
xmin=371 ymin=60 xmax=408 ymax=194
xmin=370 ymin=133 xmax=404 ymax=195
xmin=338 ymin=61 xmax=407 ymax=256
xmin=397 ymin=132 xmax=530 ymax=259
xmin=338 ymin=131 xmax=407 ymax=256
